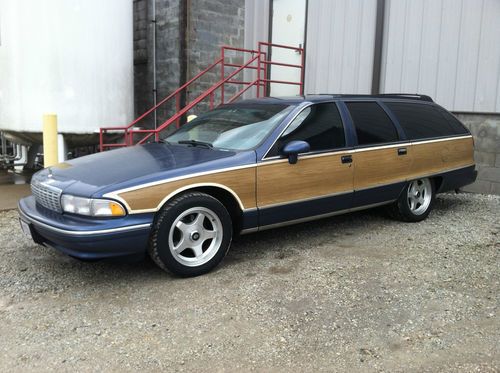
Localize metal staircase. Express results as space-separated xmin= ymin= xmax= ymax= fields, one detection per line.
xmin=99 ymin=42 xmax=304 ymax=151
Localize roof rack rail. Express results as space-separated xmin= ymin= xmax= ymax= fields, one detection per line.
xmin=314 ymin=93 xmax=434 ymax=102
xmin=376 ymin=93 xmax=433 ymax=102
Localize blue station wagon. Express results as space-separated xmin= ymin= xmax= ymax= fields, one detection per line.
xmin=19 ymin=94 xmax=477 ymax=276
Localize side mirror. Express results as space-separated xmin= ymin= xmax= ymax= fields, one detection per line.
xmin=281 ymin=140 xmax=310 ymax=164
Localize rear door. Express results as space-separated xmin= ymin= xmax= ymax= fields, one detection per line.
xmin=383 ymin=102 xmax=474 ymax=180
xmin=344 ymin=101 xmax=412 ymax=208
xmin=256 ymin=102 xmax=354 ymax=227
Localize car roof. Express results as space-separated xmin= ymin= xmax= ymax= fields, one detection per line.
xmin=232 ymin=94 xmax=434 ymax=106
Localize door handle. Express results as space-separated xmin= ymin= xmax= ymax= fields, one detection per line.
xmin=341 ymin=155 xmax=353 ymax=164
xmin=397 ymin=147 xmax=407 ymax=156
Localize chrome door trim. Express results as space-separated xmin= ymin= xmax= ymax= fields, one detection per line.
xmin=240 ymin=200 xmax=395 ymax=234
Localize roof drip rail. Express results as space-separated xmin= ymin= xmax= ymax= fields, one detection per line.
xmin=373 ymin=93 xmax=433 ymax=102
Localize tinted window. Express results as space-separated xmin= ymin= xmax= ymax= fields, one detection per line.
xmin=385 ymin=102 xmax=468 ymax=140
xmin=268 ymin=103 xmax=345 ymax=156
xmin=435 ymin=107 xmax=469 ymax=135
xmin=346 ymin=102 xmax=399 ymax=145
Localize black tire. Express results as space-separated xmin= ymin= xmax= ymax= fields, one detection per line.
xmin=148 ymin=191 xmax=233 ymax=277
xmin=386 ymin=178 xmax=435 ymax=222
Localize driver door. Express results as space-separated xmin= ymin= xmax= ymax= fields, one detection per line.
xmin=256 ymin=103 xmax=354 ymax=227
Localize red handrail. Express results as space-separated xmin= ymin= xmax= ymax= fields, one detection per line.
xmin=99 ymin=42 xmax=304 ymax=151
xmin=130 ymin=55 xmax=261 ymax=144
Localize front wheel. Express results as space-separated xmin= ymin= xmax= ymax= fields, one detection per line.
xmin=148 ymin=192 xmax=233 ymax=277
xmin=386 ymin=178 xmax=435 ymax=222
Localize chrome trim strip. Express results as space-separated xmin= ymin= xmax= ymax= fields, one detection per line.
xmin=247 ymin=201 xmax=395 ymax=233
xmin=260 ymin=148 xmax=354 ymax=164
xmin=239 ymin=227 xmax=259 ymax=235
xmin=258 ymin=190 xmax=353 ymax=210
xmin=411 ymin=134 xmax=472 ymax=145
xmin=104 ymin=163 xmax=257 ymax=197
xmin=19 ymin=208 xmax=151 ymax=236
xmin=260 ymin=135 xmax=473 ymax=162
xmin=352 ymin=142 xmax=411 ymax=153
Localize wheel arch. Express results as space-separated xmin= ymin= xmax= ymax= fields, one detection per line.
xmin=156 ymin=183 xmax=245 ymax=232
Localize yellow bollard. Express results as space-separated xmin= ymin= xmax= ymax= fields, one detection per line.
xmin=43 ymin=114 xmax=58 ymax=168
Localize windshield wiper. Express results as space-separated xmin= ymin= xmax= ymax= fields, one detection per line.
xmin=177 ymin=140 xmax=213 ymax=149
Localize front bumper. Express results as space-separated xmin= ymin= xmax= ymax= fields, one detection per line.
xmin=18 ymin=196 xmax=154 ymax=260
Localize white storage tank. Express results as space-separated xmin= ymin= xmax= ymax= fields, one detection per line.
xmin=0 ymin=0 xmax=134 ymax=144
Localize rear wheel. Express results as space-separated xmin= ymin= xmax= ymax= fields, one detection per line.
xmin=148 ymin=192 xmax=233 ymax=277
xmin=387 ymin=178 xmax=435 ymax=222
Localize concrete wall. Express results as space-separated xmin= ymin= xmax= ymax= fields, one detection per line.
xmin=187 ymin=0 xmax=245 ymax=114
xmin=133 ymin=0 xmax=182 ymax=129
xmin=456 ymin=113 xmax=500 ymax=195
xmin=133 ymin=0 xmax=245 ymax=130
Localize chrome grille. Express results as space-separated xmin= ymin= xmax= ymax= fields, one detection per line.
xmin=31 ymin=179 xmax=62 ymax=213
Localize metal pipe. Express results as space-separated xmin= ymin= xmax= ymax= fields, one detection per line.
xmin=179 ymin=0 xmax=189 ymax=124
xmin=221 ymin=47 xmax=225 ymax=104
xmin=260 ymin=60 xmax=302 ymax=69
xmin=152 ymin=0 xmax=157 ymax=129
xmin=260 ymin=79 xmax=302 ymax=85
xmin=13 ymin=144 xmax=28 ymax=169
xmin=258 ymin=41 xmax=303 ymax=52
xmin=371 ymin=0 xmax=386 ymax=94
xmin=0 ymin=132 xmax=6 ymax=158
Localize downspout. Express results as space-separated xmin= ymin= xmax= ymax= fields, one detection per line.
xmin=371 ymin=0 xmax=386 ymax=94
xmin=152 ymin=0 xmax=157 ymax=129
xmin=179 ymin=0 xmax=189 ymax=123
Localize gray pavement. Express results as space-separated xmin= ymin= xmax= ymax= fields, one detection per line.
xmin=0 ymin=193 xmax=499 ymax=372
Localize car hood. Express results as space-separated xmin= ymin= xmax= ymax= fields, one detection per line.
xmin=31 ymin=143 xmax=255 ymax=197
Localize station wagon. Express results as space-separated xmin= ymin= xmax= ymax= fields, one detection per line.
xmin=19 ymin=94 xmax=477 ymax=276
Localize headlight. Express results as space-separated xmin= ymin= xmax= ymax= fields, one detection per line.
xmin=61 ymin=195 xmax=126 ymax=217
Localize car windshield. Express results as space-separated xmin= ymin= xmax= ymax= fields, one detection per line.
xmin=165 ymin=104 xmax=293 ymax=151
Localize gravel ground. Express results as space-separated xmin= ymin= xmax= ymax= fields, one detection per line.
xmin=0 ymin=193 xmax=499 ymax=372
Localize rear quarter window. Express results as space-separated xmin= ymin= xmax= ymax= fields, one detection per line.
xmin=385 ymin=102 xmax=469 ymax=140
xmin=346 ymin=102 xmax=399 ymax=146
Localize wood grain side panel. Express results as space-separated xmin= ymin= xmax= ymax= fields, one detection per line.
xmin=118 ymin=168 xmax=256 ymax=211
xmin=256 ymin=153 xmax=354 ymax=207
xmin=353 ymin=146 xmax=413 ymax=190
xmin=408 ymin=137 xmax=474 ymax=179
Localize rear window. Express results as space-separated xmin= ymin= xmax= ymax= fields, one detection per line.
xmin=385 ymin=102 xmax=468 ymax=140
xmin=346 ymin=102 xmax=399 ymax=146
